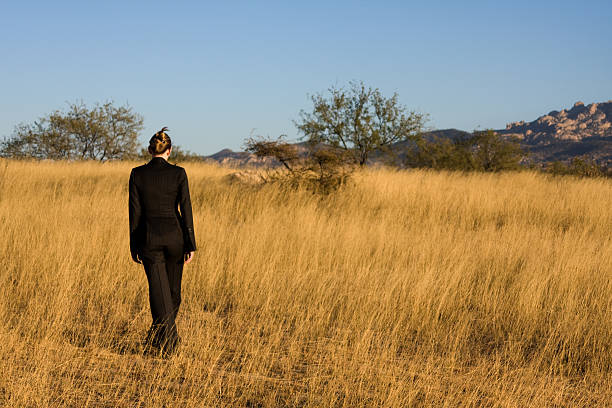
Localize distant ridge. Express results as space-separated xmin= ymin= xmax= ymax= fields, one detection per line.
xmin=202 ymin=100 xmax=612 ymax=166
xmin=203 ymin=148 xmax=276 ymax=168
xmin=499 ymin=100 xmax=612 ymax=162
xmin=203 ymin=143 xmax=312 ymax=168
xmin=500 ymin=101 xmax=612 ymax=143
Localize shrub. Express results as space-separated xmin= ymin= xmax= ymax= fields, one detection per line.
xmin=545 ymin=156 xmax=609 ymax=178
xmin=406 ymin=129 xmax=526 ymax=172
xmin=243 ymin=136 xmax=355 ymax=194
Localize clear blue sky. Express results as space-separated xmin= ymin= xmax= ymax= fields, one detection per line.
xmin=1 ymin=1 xmax=611 ymax=155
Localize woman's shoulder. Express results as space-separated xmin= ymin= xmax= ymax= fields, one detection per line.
xmin=130 ymin=163 xmax=148 ymax=176
xmin=130 ymin=161 xmax=186 ymax=178
xmin=131 ymin=163 xmax=147 ymax=170
xmin=168 ymin=162 xmax=187 ymax=174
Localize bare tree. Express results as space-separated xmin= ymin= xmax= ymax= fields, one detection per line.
xmin=244 ymin=135 xmax=354 ymax=193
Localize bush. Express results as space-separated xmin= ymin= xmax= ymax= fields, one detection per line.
xmin=243 ymin=136 xmax=355 ymax=194
xmin=406 ymin=129 xmax=526 ymax=172
xmin=545 ymin=156 xmax=609 ymax=178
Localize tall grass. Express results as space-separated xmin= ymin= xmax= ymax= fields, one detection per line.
xmin=0 ymin=159 xmax=610 ymax=407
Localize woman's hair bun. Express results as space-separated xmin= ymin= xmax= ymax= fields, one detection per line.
xmin=148 ymin=126 xmax=172 ymax=155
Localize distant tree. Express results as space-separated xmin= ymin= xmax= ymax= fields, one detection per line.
xmin=468 ymin=129 xmax=525 ymax=172
xmin=545 ymin=161 xmax=567 ymax=175
xmin=406 ymin=129 xmax=526 ymax=172
xmin=545 ymin=155 xmax=607 ymax=178
xmin=295 ymin=81 xmax=427 ymax=166
xmin=407 ymin=134 xmax=472 ymax=170
xmin=1 ymin=101 xmax=144 ymax=161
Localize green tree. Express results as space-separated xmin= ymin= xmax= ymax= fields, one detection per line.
xmin=406 ymin=129 xmax=526 ymax=172
xmin=408 ymin=134 xmax=472 ymax=170
xmin=545 ymin=155 xmax=607 ymax=178
xmin=468 ymin=129 xmax=524 ymax=172
xmin=296 ymin=81 xmax=427 ymax=166
xmin=1 ymin=101 xmax=144 ymax=161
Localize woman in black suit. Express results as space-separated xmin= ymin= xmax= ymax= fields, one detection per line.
xmin=128 ymin=127 xmax=196 ymax=356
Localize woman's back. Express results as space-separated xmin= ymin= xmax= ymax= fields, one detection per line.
xmin=131 ymin=157 xmax=185 ymax=217
xmin=129 ymin=157 xmax=196 ymax=256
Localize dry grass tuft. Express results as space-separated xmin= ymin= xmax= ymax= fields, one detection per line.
xmin=0 ymin=159 xmax=610 ymax=407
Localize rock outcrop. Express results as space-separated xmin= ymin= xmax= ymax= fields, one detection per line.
xmin=500 ymin=101 xmax=612 ymax=144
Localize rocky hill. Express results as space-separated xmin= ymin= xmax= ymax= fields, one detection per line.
xmin=501 ymin=101 xmax=612 ymax=143
xmin=203 ymin=100 xmax=612 ymax=166
xmin=500 ymin=101 xmax=612 ymax=162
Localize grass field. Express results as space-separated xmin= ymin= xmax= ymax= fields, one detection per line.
xmin=0 ymin=159 xmax=610 ymax=407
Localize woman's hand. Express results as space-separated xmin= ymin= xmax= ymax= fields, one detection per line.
xmin=184 ymin=251 xmax=194 ymax=265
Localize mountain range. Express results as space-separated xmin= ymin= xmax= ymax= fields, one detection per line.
xmin=203 ymin=100 xmax=612 ymax=167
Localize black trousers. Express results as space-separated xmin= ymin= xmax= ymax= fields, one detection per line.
xmin=140 ymin=236 xmax=184 ymax=354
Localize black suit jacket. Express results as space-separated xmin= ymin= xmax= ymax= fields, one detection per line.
xmin=129 ymin=157 xmax=197 ymax=260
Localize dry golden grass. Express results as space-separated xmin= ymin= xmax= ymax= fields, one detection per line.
xmin=0 ymin=159 xmax=610 ymax=407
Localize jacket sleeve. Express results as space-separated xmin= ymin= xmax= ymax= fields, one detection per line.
xmin=128 ymin=169 xmax=142 ymax=260
xmin=178 ymin=168 xmax=197 ymax=252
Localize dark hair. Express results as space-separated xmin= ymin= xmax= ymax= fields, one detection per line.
xmin=148 ymin=127 xmax=172 ymax=155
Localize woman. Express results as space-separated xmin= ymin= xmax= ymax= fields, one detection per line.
xmin=128 ymin=127 xmax=196 ymax=356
